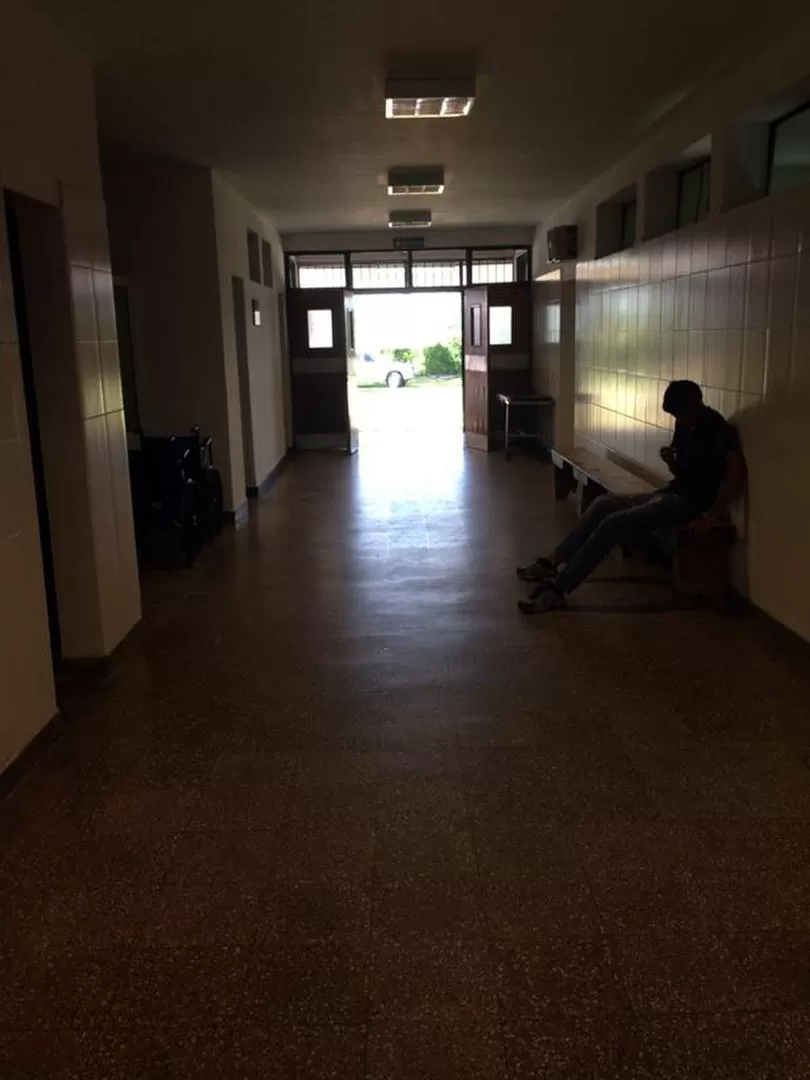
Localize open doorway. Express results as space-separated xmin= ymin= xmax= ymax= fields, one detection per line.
xmin=349 ymin=291 xmax=462 ymax=444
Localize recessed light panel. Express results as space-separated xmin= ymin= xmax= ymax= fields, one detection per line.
xmin=387 ymin=166 xmax=446 ymax=195
xmin=389 ymin=209 xmax=433 ymax=229
xmin=385 ymin=77 xmax=475 ymax=119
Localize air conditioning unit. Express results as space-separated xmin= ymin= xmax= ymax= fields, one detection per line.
xmin=388 ymin=166 xmax=446 ymax=195
xmin=547 ymin=225 xmax=578 ymax=263
xmin=389 ymin=209 xmax=433 ymax=229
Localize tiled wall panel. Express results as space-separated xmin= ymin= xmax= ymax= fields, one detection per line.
xmin=571 ymin=184 xmax=810 ymax=637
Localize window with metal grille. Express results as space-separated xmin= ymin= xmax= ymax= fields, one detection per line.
xmin=411 ymin=250 xmax=466 ymax=288
xmin=470 ymin=249 xmax=529 ymax=284
xmin=350 ymin=252 xmax=407 ymax=289
xmin=471 ymin=259 xmax=514 ymax=284
xmin=289 ymin=254 xmax=347 ymax=288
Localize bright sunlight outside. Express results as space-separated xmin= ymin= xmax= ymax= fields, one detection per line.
xmin=349 ymin=292 xmax=463 ymax=440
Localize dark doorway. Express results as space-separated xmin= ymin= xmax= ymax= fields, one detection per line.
xmin=231 ymin=274 xmax=256 ymax=492
xmin=4 ymin=192 xmax=63 ymax=663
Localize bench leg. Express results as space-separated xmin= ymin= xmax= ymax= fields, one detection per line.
xmin=553 ymin=462 xmax=574 ymax=500
xmin=578 ymin=479 xmax=602 ymax=514
xmin=673 ymin=541 xmax=733 ymax=607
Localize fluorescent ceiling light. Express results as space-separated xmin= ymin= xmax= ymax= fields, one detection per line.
xmin=385 ymin=77 xmax=475 ymax=119
xmin=387 ymin=166 xmax=446 ymax=195
xmin=389 ymin=209 xmax=433 ymax=229
xmin=386 ymin=97 xmax=474 ymax=119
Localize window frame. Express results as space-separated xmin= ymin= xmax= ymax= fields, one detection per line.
xmin=247 ymin=229 xmax=262 ymax=284
xmin=285 ymin=246 xmax=533 ymax=292
xmin=676 ymin=158 xmax=711 ymax=228
xmin=767 ymin=98 xmax=810 ymax=196
xmin=619 ymin=200 xmax=637 ymax=251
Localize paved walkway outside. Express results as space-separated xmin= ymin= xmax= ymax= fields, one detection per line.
xmin=350 ymin=377 xmax=462 ymax=437
xmin=3 ymin=435 xmax=810 ymax=1078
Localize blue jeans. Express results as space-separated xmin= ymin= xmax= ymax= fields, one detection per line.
xmin=552 ymin=492 xmax=695 ymax=594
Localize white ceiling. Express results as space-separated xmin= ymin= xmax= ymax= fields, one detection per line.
xmin=36 ymin=0 xmax=808 ymax=233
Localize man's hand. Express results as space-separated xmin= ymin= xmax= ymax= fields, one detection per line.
xmin=659 ymin=446 xmax=677 ymax=472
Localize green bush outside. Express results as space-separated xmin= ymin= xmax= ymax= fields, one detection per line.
xmin=423 ymin=338 xmax=462 ymax=376
xmin=392 ymin=347 xmax=417 ymax=365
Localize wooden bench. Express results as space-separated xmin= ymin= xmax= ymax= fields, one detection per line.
xmin=550 ymin=446 xmax=737 ymax=608
xmin=551 ymin=446 xmax=655 ymax=510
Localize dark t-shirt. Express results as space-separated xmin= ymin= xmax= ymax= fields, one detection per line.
xmin=665 ymin=406 xmax=741 ymax=512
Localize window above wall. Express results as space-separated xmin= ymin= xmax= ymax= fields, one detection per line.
xmin=247 ymin=229 xmax=261 ymax=284
xmin=261 ymin=240 xmax=273 ymax=287
xmin=470 ymin=249 xmax=530 ymax=284
xmin=620 ymin=200 xmax=637 ymax=250
xmin=768 ymin=100 xmax=810 ymax=196
xmin=640 ymin=136 xmax=712 ymax=240
xmin=350 ymin=251 xmax=407 ymax=289
xmin=288 ymin=253 xmax=347 ymax=289
xmin=285 ymin=246 xmax=532 ymax=290
xmin=596 ymin=186 xmax=637 ymax=257
xmin=410 ymin=249 xmax=466 ymax=288
xmin=677 ymin=159 xmax=711 ymax=227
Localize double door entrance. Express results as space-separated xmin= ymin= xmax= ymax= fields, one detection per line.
xmin=286 ymin=283 xmax=531 ymax=452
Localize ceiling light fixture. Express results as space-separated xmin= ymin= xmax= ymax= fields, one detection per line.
xmin=389 ymin=209 xmax=433 ymax=229
xmin=387 ymin=166 xmax=446 ymax=195
xmin=385 ymin=77 xmax=475 ymax=119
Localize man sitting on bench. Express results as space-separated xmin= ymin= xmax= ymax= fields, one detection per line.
xmin=517 ymin=380 xmax=746 ymax=614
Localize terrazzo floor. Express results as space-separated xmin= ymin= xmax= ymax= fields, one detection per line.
xmin=3 ymin=431 xmax=810 ymax=1078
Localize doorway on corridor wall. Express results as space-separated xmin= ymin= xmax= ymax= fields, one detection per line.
xmin=349 ymin=290 xmax=462 ymax=446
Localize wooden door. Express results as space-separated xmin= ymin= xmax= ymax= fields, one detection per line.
xmin=286 ymin=287 xmax=351 ymax=451
xmin=485 ymin=282 xmax=533 ymax=445
xmin=462 ymin=286 xmax=488 ymax=450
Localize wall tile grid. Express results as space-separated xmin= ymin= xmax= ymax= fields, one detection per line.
xmin=569 ymin=183 xmax=810 ymax=635
xmin=574 ymin=185 xmax=810 ymax=477
xmin=532 ymin=275 xmax=561 ymax=400
xmin=62 ymin=189 xmax=141 ymax=654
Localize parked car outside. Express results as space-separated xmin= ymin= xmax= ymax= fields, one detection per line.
xmin=356 ymin=352 xmax=415 ymax=388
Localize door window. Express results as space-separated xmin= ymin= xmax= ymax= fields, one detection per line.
xmin=307 ymin=309 xmax=334 ymax=349
xmin=470 ymin=305 xmax=482 ymax=347
xmin=489 ymin=306 xmax=513 ymax=346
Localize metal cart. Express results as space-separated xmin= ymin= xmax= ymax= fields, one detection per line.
xmin=498 ymin=393 xmax=555 ymax=460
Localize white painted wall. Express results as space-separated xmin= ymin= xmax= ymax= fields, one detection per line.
xmin=212 ymin=175 xmax=287 ymax=495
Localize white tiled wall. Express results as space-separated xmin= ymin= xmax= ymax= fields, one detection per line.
xmin=62 ymin=187 xmax=141 ymax=655
xmin=0 ymin=0 xmax=141 ymax=772
xmin=550 ymin=184 xmax=810 ymax=639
